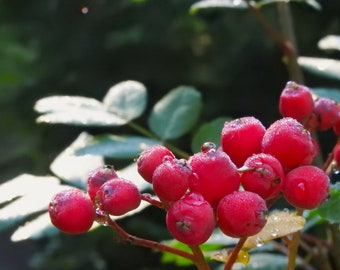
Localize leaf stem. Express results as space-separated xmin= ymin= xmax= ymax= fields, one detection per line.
xmin=224 ymin=237 xmax=247 ymax=270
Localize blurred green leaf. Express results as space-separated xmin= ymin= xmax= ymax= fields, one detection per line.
xmin=311 ymin=88 xmax=340 ymax=102
xmin=317 ymin=183 xmax=340 ymax=223
xmin=298 ymin=57 xmax=340 ymax=81
xmin=148 ymin=86 xmax=202 ymax=140
xmin=190 ymin=0 xmax=248 ymax=14
xmin=75 ymin=134 xmax=160 ymax=159
xmin=258 ymin=0 xmax=321 ymax=10
xmin=318 ymin=35 xmax=340 ymax=51
xmin=102 ymin=80 xmax=147 ymax=122
xmin=191 ymin=117 xmax=232 ymax=153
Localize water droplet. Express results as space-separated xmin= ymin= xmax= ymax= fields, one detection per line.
xmin=270 ymin=228 xmax=279 ymax=237
xmin=162 ymin=155 xmax=173 ymax=164
xmin=95 ymin=208 xmax=109 ymax=226
xmin=255 ymin=237 xmax=264 ymax=247
xmin=201 ymin=142 xmax=216 ymax=153
xmin=81 ymin=6 xmax=89 ymax=14
xmin=283 ymin=208 xmax=290 ymax=213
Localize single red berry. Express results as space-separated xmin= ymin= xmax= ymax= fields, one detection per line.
xmin=87 ymin=165 xmax=118 ymax=201
xmin=240 ymin=153 xmax=284 ymax=200
xmin=221 ymin=116 xmax=266 ymax=167
xmin=152 ymin=158 xmax=191 ymax=203
xmin=96 ymin=178 xmax=141 ymax=216
xmin=333 ymin=143 xmax=340 ymax=166
xmin=283 ymin=165 xmax=330 ymax=209
xmin=262 ymin=117 xmax=318 ymax=171
xmin=279 ymin=81 xmax=314 ymax=122
xmin=137 ymin=145 xmax=175 ymax=183
xmin=188 ymin=147 xmax=240 ymax=208
xmin=48 ymin=189 xmax=95 ymax=234
xmin=314 ymin=98 xmax=340 ymax=131
xmin=333 ymin=120 xmax=340 ymax=136
xmin=166 ymin=192 xmax=215 ymax=245
xmin=217 ymin=191 xmax=267 ymax=238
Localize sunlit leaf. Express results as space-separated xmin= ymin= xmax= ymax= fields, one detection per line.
xmin=243 ymin=211 xmax=306 ymax=250
xmin=191 ymin=117 xmax=232 ymax=153
xmin=75 ymin=134 xmax=160 ymax=159
xmin=317 ymin=183 xmax=340 ymax=223
xmin=211 ymin=249 xmax=249 ymax=264
xmin=116 ymin=162 xmax=151 ymax=192
xmin=311 ymin=87 xmax=340 ymax=102
xmin=298 ymin=57 xmax=340 ymax=81
xmin=103 ymin=80 xmax=147 ymax=122
xmin=148 ymin=86 xmax=202 ymax=140
xmin=190 ymin=0 xmax=248 ymax=14
xmin=258 ymin=0 xmax=321 ymax=10
xmin=50 ymin=132 xmax=104 ymax=189
xmin=230 ymin=253 xmax=288 ymax=270
xmin=318 ymin=35 xmax=340 ymax=51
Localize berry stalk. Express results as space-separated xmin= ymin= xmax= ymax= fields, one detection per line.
xmin=223 ymin=237 xmax=247 ymax=270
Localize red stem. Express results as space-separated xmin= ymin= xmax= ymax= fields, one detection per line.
xmin=224 ymin=237 xmax=247 ymax=270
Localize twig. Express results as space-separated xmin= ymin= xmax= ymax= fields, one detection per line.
xmin=224 ymin=237 xmax=247 ymax=270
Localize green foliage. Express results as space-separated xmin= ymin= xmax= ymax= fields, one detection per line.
xmin=317 ymin=183 xmax=340 ymax=223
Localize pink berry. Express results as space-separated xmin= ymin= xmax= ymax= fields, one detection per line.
xmin=166 ymin=193 xmax=215 ymax=245
xmin=262 ymin=117 xmax=318 ymax=170
xmin=279 ymin=81 xmax=314 ymax=122
xmin=152 ymin=158 xmax=191 ymax=203
xmin=137 ymin=145 xmax=175 ymax=183
xmin=87 ymin=165 xmax=118 ymax=201
xmin=314 ymin=98 xmax=340 ymax=131
xmin=221 ymin=116 xmax=266 ymax=167
xmin=96 ymin=178 xmax=141 ymax=216
xmin=240 ymin=153 xmax=284 ymax=200
xmin=283 ymin=165 xmax=330 ymax=209
xmin=217 ymin=191 xmax=268 ymax=238
xmin=188 ymin=146 xmax=240 ymax=208
xmin=48 ymin=189 xmax=95 ymax=234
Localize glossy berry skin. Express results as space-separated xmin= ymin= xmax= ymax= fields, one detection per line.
xmin=137 ymin=145 xmax=175 ymax=183
xmin=96 ymin=178 xmax=141 ymax=216
xmin=283 ymin=165 xmax=330 ymax=209
xmin=166 ymin=193 xmax=215 ymax=245
xmin=152 ymin=158 xmax=191 ymax=203
xmin=314 ymin=98 xmax=340 ymax=131
xmin=333 ymin=143 xmax=340 ymax=166
xmin=217 ymin=191 xmax=267 ymax=238
xmin=87 ymin=165 xmax=118 ymax=201
xmin=240 ymin=153 xmax=284 ymax=200
xmin=48 ymin=189 xmax=95 ymax=234
xmin=221 ymin=116 xmax=266 ymax=167
xmin=279 ymin=81 xmax=314 ymax=122
xmin=188 ymin=148 xmax=240 ymax=208
xmin=262 ymin=117 xmax=317 ymax=171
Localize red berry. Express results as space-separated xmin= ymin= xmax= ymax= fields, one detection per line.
xmin=87 ymin=165 xmax=118 ymax=201
xmin=48 ymin=189 xmax=95 ymax=234
xmin=166 ymin=193 xmax=215 ymax=245
xmin=240 ymin=153 xmax=284 ymax=200
xmin=217 ymin=191 xmax=268 ymax=238
xmin=262 ymin=117 xmax=318 ymax=170
xmin=137 ymin=145 xmax=175 ymax=183
xmin=152 ymin=158 xmax=191 ymax=203
xmin=283 ymin=165 xmax=330 ymax=209
xmin=188 ymin=147 xmax=240 ymax=208
xmin=314 ymin=98 xmax=340 ymax=131
xmin=96 ymin=178 xmax=141 ymax=216
xmin=334 ymin=143 xmax=340 ymax=166
xmin=279 ymin=81 xmax=314 ymax=122
xmin=221 ymin=116 xmax=266 ymax=167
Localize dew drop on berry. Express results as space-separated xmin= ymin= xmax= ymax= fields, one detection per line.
xmin=201 ymin=142 xmax=216 ymax=153
xmin=95 ymin=208 xmax=109 ymax=226
xmin=162 ymin=155 xmax=174 ymax=164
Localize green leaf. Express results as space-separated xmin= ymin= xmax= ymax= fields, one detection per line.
xmin=258 ymin=0 xmax=321 ymax=10
xmin=35 ymin=96 xmax=127 ymax=126
xmin=318 ymin=35 xmax=340 ymax=51
xmin=102 ymin=80 xmax=147 ymax=122
xmin=191 ymin=117 xmax=232 ymax=153
xmin=75 ymin=134 xmax=160 ymax=159
xmin=190 ymin=0 xmax=248 ymax=14
xmin=148 ymin=86 xmax=202 ymax=140
xmin=317 ymin=183 xmax=340 ymax=223
xmin=298 ymin=57 xmax=340 ymax=81
xmin=311 ymin=87 xmax=340 ymax=102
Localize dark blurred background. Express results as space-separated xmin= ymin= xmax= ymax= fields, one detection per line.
xmin=0 ymin=0 xmax=339 ymax=269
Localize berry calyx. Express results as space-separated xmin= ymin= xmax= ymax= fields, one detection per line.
xmin=279 ymin=81 xmax=314 ymax=122
xmin=188 ymin=147 xmax=240 ymax=208
xmin=96 ymin=178 xmax=141 ymax=216
xmin=87 ymin=165 xmax=118 ymax=201
xmin=221 ymin=116 xmax=266 ymax=167
xmin=262 ymin=117 xmax=318 ymax=171
xmin=48 ymin=188 xmax=95 ymax=234
xmin=166 ymin=192 xmax=215 ymax=245
xmin=283 ymin=165 xmax=330 ymax=209
xmin=217 ymin=191 xmax=268 ymax=238
xmin=240 ymin=153 xmax=284 ymax=200
xmin=137 ymin=145 xmax=175 ymax=183
xmin=152 ymin=158 xmax=191 ymax=204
